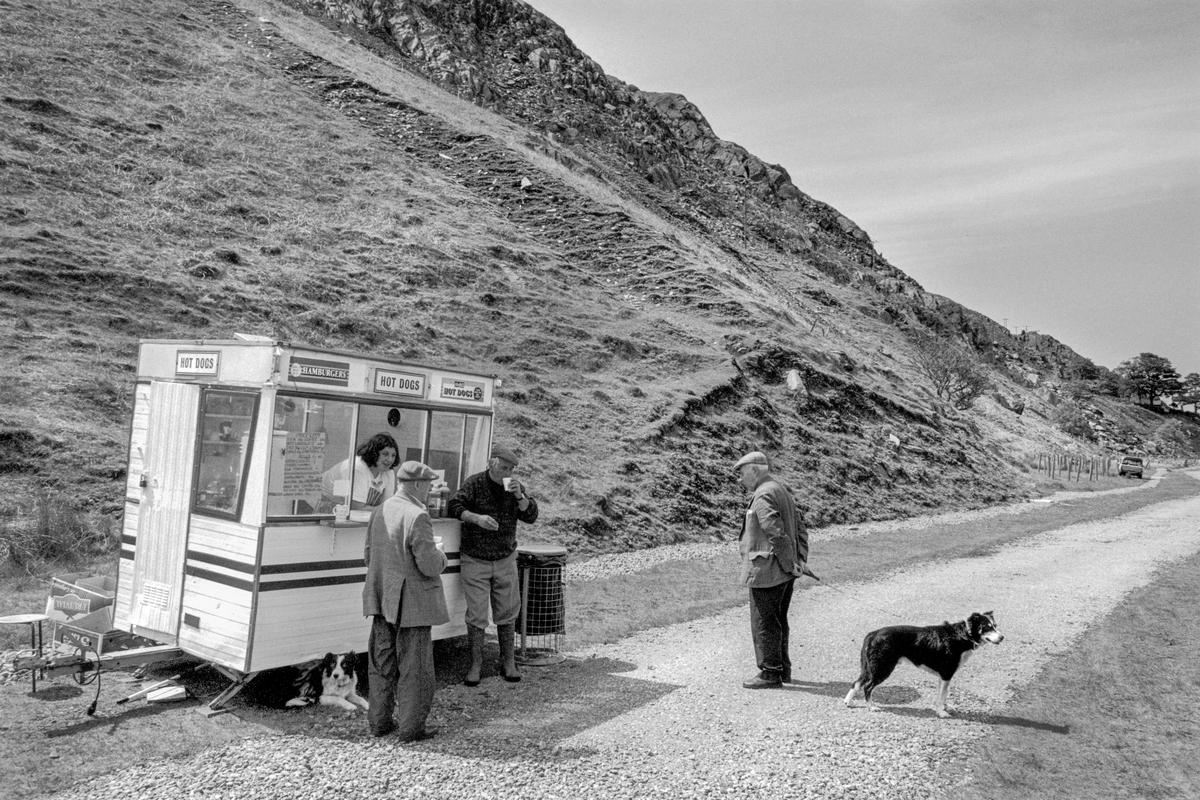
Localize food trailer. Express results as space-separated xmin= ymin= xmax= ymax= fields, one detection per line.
xmin=112 ymin=336 xmax=495 ymax=709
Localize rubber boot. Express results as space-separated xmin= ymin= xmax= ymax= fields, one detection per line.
xmin=464 ymin=624 xmax=485 ymax=686
xmin=497 ymin=623 xmax=521 ymax=682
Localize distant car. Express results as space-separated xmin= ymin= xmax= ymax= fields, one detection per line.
xmin=1118 ymin=456 xmax=1145 ymax=478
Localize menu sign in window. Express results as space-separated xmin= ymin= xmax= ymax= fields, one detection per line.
xmin=270 ymin=431 xmax=326 ymax=510
xmin=375 ymin=369 xmax=427 ymax=398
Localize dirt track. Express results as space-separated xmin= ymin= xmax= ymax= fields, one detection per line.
xmin=40 ymin=470 xmax=1200 ymax=799
xmin=557 ymin=469 xmax=1200 ymax=797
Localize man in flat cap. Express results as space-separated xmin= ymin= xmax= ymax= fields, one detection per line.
xmin=734 ymin=450 xmax=808 ymax=688
xmin=448 ymin=445 xmax=539 ymax=686
xmin=363 ymin=460 xmax=447 ymax=740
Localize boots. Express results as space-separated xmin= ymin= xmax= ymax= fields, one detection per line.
xmin=497 ymin=623 xmax=521 ymax=682
xmin=464 ymin=624 xmax=485 ymax=687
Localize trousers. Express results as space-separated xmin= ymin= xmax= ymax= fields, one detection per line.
xmin=460 ymin=551 xmax=520 ymax=628
xmin=749 ymin=578 xmax=795 ymax=679
xmin=367 ymin=614 xmax=434 ymax=738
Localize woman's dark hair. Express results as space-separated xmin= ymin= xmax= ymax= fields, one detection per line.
xmin=356 ymin=433 xmax=399 ymax=468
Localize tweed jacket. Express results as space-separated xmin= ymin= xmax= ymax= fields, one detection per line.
xmin=738 ymin=475 xmax=809 ymax=588
xmin=362 ymin=491 xmax=449 ymax=627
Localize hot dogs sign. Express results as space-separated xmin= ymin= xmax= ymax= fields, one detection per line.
xmin=439 ymin=377 xmax=485 ymax=403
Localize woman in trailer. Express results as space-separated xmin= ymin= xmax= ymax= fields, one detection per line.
xmin=322 ymin=433 xmax=400 ymax=511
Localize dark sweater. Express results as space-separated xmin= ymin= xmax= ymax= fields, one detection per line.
xmin=448 ymin=470 xmax=539 ymax=561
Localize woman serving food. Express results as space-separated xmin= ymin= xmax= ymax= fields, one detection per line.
xmin=322 ymin=433 xmax=400 ymax=511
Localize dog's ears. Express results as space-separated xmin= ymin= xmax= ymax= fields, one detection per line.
xmin=345 ymin=650 xmax=357 ymax=661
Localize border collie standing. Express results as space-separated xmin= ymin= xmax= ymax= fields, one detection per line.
xmin=285 ymin=652 xmax=369 ymax=711
xmin=844 ymin=611 xmax=1004 ymax=718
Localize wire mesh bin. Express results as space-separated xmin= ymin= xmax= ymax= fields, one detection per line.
xmin=515 ymin=544 xmax=567 ymax=665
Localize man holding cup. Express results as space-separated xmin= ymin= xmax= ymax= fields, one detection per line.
xmin=362 ymin=460 xmax=447 ymax=740
xmin=448 ymin=446 xmax=539 ymax=686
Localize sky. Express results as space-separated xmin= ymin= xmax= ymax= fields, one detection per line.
xmin=528 ymin=0 xmax=1200 ymax=377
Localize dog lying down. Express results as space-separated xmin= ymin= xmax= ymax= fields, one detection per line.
xmin=285 ymin=652 xmax=369 ymax=712
xmin=844 ymin=611 xmax=1004 ymax=718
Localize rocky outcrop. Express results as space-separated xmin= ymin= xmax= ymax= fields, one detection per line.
xmin=293 ymin=0 xmax=880 ymax=259
xmin=993 ymin=392 xmax=1025 ymax=415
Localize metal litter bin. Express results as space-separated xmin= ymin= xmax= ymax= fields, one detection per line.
xmin=515 ymin=544 xmax=567 ymax=665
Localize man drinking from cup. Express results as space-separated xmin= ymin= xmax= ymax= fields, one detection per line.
xmin=448 ymin=446 xmax=539 ymax=686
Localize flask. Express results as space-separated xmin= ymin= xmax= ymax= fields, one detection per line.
xmin=433 ymin=484 xmax=450 ymax=517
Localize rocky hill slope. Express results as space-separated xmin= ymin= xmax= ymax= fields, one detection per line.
xmin=0 ymin=0 xmax=1185 ymax=555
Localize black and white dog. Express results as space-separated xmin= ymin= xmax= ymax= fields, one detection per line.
xmin=843 ymin=611 xmax=1004 ymax=718
xmin=285 ymin=652 xmax=369 ymax=711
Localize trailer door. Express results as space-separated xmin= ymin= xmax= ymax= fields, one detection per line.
xmin=127 ymin=380 xmax=199 ymax=641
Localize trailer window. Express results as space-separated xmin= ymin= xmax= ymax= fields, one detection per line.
xmin=194 ymin=389 xmax=259 ymax=519
xmin=427 ymin=411 xmax=492 ymax=494
xmin=265 ymin=398 xmax=491 ymax=518
xmin=266 ymin=395 xmax=356 ymax=518
xmin=347 ymin=404 xmax=426 ymax=509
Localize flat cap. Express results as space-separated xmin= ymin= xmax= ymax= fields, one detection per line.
xmin=491 ymin=446 xmax=520 ymax=465
xmin=733 ymin=451 xmax=770 ymax=470
xmin=396 ymin=461 xmax=438 ymax=481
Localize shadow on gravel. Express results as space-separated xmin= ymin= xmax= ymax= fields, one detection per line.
xmin=788 ymin=679 xmax=920 ymax=706
xmin=885 ymin=704 xmax=1070 ymax=733
xmin=45 ymin=700 xmax=196 ymax=738
xmin=421 ymin=654 xmax=681 ymax=760
xmin=27 ymin=684 xmax=83 ymax=702
xmin=229 ymin=653 xmax=680 ymax=759
xmin=951 ymin=709 xmax=1070 ymax=734
xmin=787 ymin=679 xmax=855 ymax=698
xmin=789 ymin=680 xmax=1068 ymax=734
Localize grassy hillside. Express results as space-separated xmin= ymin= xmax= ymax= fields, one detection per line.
xmin=1 ymin=0 xmax=1189 ymax=560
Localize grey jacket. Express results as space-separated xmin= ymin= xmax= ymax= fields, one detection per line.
xmin=738 ymin=476 xmax=808 ymax=588
xmin=363 ymin=492 xmax=449 ymax=627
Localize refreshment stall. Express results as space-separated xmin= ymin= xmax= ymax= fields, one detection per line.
xmin=112 ymin=336 xmax=495 ymax=710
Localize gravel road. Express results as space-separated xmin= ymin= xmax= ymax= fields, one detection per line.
xmin=45 ymin=470 xmax=1200 ymax=800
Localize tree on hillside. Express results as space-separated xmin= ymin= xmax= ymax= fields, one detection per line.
xmin=1115 ymin=352 xmax=1182 ymax=408
xmin=1092 ymin=370 xmax=1125 ymax=398
xmin=1179 ymin=372 xmax=1200 ymax=414
xmin=911 ymin=336 xmax=992 ymax=411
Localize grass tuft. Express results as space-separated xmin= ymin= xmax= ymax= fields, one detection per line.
xmin=0 ymin=491 xmax=115 ymax=576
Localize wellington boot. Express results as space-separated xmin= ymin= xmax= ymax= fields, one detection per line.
xmin=464 ymin=624 xmax=485 ymax=686
xmin=497 ymin=624 xmax=522 ymax=682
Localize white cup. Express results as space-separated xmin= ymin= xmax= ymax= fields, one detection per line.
xmin=333 ymin=504 xmax=349 ymax=522
xmin=502 ymin=477 xmax=514 ymax=492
